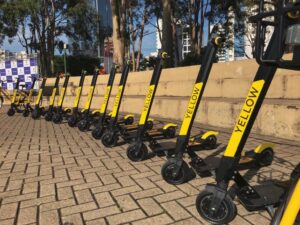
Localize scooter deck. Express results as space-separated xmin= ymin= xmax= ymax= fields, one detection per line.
xmin=237 ymin=183 xmax=286 ymax=211
xmin=150 ymin=141 xmax=176 ymax=152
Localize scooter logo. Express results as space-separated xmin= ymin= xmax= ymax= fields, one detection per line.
xmin=36 ymin=89 xmax=43 ymax=105
xmin=111 ymin=86 xmax=123 ymax=117
xmin=139 ymin=85 xmax=155 ymax=125
xmin=100 ymin=86 xmax=111 ymax=113
xmin=73 ymin=87 xmax=82 ymax=107
xmin=224 ymin=80 xmax=265 ymax=157
xmin=85 ymin=86 xmax=94 ymax=109
xmin=179 ymin=82 xmax=203 ymax=135
xmin=58 ymin=88 xmax=66 ymax=107
xmin=49 ymin=88 xmax=57 ymax=106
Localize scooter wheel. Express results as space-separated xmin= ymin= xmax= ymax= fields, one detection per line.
xmin=23 ymin=110 xmax=30 ymax=117
xmin=126 ymin=143 xmax=148 ymax=162
xmin=92 ymin=126 xmax=104 ymax=139
xmin=255 ymin=148 xmax=274 ymax=167
xmin=196 ymin=191 xmax=237 ymax=225
xmin=31 ymin=109 xmax=40 ymax=119
xmin=7 ymin=108 xmax=15 ymax=116
xmin=163 ymin=126 xmax=176 ymax=138
xmin=53 ymin=113 xmax=62 ymax=124
xmin=124 ymin=116 xmax=134 ymax=125
xmin=101 ymin=132 xmax=118 ymax=147
xmin=45 ymin=112 xmax=53 ymax=121
xmin=161 ymin=158 xmax=190 ymax=185
xmin=146 ymin=120 xmax=154 ymax=130
xmin=78 ymin=120 xmax=88 ymax=132
xmin=205 ymin=135 xmax=217 ymax=149
xmin=68 ymin=116 xmax=77 ymax=127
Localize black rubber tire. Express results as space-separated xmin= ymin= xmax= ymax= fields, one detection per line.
xmin=7 ymin=108 xmax=15 ymax=116
xmin=126 ymin=143 xmax=148 ymax=162
xmin=78 ymin=120 xmax=88 ymax=132
xmin=205 ymin=135 xmax=217 ymax=149
xmin=163 ymin=127 xmax=176 ymax=138
xmin=146 ymin=120 xmax=154 ymax=130
xmin=23 ymin=110 xmax=30 ymax=117
xmin=161 ymin=159 xmax=190 ymax=185
xmin=53 ymin=113 xmax=62 ymax=124
xmin=196 ymin=191 xmax=237 ymax=225
xmin=68 ymin=116 xmax=77 ymax=127
xmin=31 ymin=109 xmax=40 ymax=119
xmin=45 ymin=112 xmax=53 ymax=121
xmin=255 ymin=148 xmax=274 ymax=167
xmin=124 ymin=116 xmax=134 ymax=125
xmin=92 ymin=126 xmax=104 ymax=139
xmin=101 ymin=132 xmax=118 ymax=147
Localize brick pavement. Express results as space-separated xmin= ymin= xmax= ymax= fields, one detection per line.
xmin=0 ymin=108 xmax=299 ymax=225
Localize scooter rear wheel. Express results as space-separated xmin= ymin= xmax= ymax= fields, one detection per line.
xmin=255 ymin=148 xmax=274 ymax=167
xmin=126 ymin=143 xmax=148 ymax=162
xmin=124 ymin=116 xmax=134 ymax=125
xmin=163 ymin=127 xmax=176 ymax=138
xmin=205 ymin=135 xmax=217 ymax=149
xmin=161 ymin=158 xmax=190 ymax=185
xmin=196 ymin=191 xmax=237 ymax=225
xmin=31 ymin=109 xmax=40 ymax=119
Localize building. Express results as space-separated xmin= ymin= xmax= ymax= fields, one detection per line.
xmin=69 ymin=0 xmax=113 ymax=73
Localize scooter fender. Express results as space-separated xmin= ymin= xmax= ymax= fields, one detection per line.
xmin=163 ymin=123 xmax=177 ymax=130
xmin=254 ymin=143 xmax=275 ymax=154
xmin=201 ymin=131 xmax=219 ymax=140
xmin=92 ymin=109 xmax=101 ymax=115
xmin=124 ymin=114 xmax=134 ymax=120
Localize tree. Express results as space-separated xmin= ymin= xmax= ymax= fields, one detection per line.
xmin=111 ymin=0 xmax=127 ymax=70
xmin=0 ymin=0 xmax=97 ymax=76
xmin=162 ymin=0 xmax=174 ymax=67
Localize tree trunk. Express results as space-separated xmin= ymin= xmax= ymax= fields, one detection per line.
xmin=111 ymin=0 xmax=125 ymax=69
xmin=136 ymin=5 xmax=146 ymax=71
xmin=128 ymin=6 xmax=136 ymax=71
xmin=162 ymin=0 xmax=173 ymax=67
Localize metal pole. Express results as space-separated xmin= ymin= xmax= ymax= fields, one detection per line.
xmin=63 ymin=44 xmax=67 ymax=75
xmin=96 ymin=0 xmax=101 ymax=60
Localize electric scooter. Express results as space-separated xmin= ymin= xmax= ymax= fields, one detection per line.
xmin=101 ymin=53 xmax=177 ymax=148
xmin=22 ymin=77 xmax=37 ymax=117
xmin=76 ymin=69 xmax=100 ymax=131
xmin=89 ymin=64 xmax=118 ymax=136
xmin=31 ymin=77 xmax=47 ymax=119
xmin=52 ymin=74 xmax=71 ymax=123
xmin=7 ymin=78 xmax=27 ymax=116
xmin=44 ymin=75 xmax=62 ymax=121
xmin=196 ymin=1 xmax=300 ymax=224
xmin=66 ymin=70 xmax=87 ymax=127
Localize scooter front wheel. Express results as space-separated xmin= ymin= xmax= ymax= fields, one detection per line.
xmin=78 ymin=120 xmax=88 ymax=132
xmin=126 ymin=143 xmax=148 ymax=162
xmin=23 ymin=109 xmax=30 ymax=117
xmin=53 ymin=113 xmax=63 ymax=124
xmin=101 ymin=132 xmax=118 ymax=147
xmin=7 ymin=108 xmax=15 ymax=116
xmin=161 ymin=158 xmax=190 ymax=185
xmin=68 ymin=116 xmax=77 ymax=127
xmin=196 ymin=191 xmax=237 ymax=225
xmin=45 ymin=112 xmax=53 ymax=121
xmin=31 ymin=109 xmax=40 ymax=119
xmin=92 ymin=126 xmax=104 ymax=139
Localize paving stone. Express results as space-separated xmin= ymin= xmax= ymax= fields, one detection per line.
xmin=0 ymin=110 xmax=298 ymax=225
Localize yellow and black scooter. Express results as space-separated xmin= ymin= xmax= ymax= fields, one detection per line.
xmin=101 ymin=54 xmax=177 ymax=148
xmin=66 ymin=70 xmax=87 ymax=127
xmin=76 ymin=69 xmax=100 ymax=131
xmin=44 ymin=75 xmax=67 ymax=121
xmin=22 ymin=77 xmax=37 ymax=117
xmin=196 ymin=1 xmax=300 ymax=224
xmin=89 ymin=64 xmax=118 ymax=136
xmin=31 ymin=77 xmax=47 ymax=119
xmin=7 ymin=78 xmax=35 ymax=116
xmin=126 ymin=40 xmax=222 ymax=162
xmin=52 ymin=74 xmax=71 ymax=123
